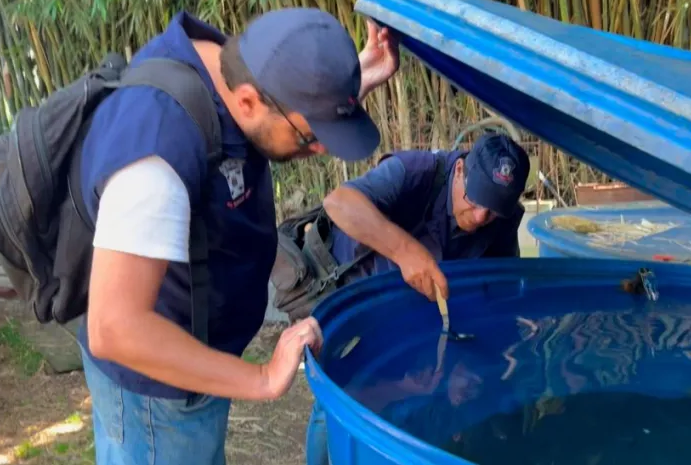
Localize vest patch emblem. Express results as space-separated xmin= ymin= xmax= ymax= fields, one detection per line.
xmin=219 ymin=159 xmax=252 ymax=208
xmin=219 ymin=159 xmax=245 ymax=200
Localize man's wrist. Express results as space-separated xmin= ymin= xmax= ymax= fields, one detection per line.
xmin=256 ymin=363 xmax=277 ymax=400
xmin=216 ymin=357 xmax=276 ymax=401
xmin=389 ymin=229 xmax=417 ymax=265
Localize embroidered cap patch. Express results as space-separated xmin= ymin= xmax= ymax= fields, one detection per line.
xmin=492 ymin=156 xmax=515 ymax=186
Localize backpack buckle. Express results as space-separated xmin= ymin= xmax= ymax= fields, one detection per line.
xmin=318 ymin=269 xmax=340 ymax=292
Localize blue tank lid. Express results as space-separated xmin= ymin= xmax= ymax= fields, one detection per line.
xmin=354 ymin=0 xmax=691 ymax=214
xmin=528 ymin=201 xmax=691 ymax=261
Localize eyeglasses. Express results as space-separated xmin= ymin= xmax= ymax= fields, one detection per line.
xmin=263 ymin=92 xmax=318 ymax=149
xmin=463 ymin=176 xmax=495 ymax=216
xmin=464 ymin=192 xmax=504 ymax=221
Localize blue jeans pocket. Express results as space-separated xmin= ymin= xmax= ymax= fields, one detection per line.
xmin=104 ymin=387 xmax=125 ymax=444
xmin=81 ymin=353 xmax=124 ymax=444
xmin=157 ymin=393 xmax=215 ymax=415
xmin=149 ymin=394 xmax=230 ymax=465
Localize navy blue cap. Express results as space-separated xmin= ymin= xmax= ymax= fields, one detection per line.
xmin=463 ymin=134 xmax=530 ymax=217
xmin=238 ymin=8 xmax=380 ymax=162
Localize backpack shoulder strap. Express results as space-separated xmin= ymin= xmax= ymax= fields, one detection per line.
xmin=115 ymin=58 xmax=222 ymax=160
xmin=422 ymin=155 xmax=447 ymax=222
xmin=115 ymin=58 xmax=222 ymax=346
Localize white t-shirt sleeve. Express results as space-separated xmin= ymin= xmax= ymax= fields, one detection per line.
xmin=92 ymin=155 xmax=191 ymax=263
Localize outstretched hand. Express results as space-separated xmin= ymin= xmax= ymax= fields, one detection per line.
xmin=263 ymin=317 xmax=323 ymax=400
xmin=358 ymin=19 xmax=401 ymax=100
xmin=395 ymin=239 xmax=449 ymax=302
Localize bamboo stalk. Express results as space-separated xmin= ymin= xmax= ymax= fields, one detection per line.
xmin=393 ymin=73 xmax=412 ymax=148
xmin=0 ymin=97 xmax=9 ymax=131
xmin=28 ymin=21 xmax=54 ymax=94
xmin=1 ymin=58 xmax=11 ymax=101
xmin=628 ymin=0 xmax=643 ymax=38
xmin=41 ymin=27 xmax=64 ymax=88
xmin=0 ymin=12 xmax=32 ymax=108
xmin=589 ymin=0 xmax=603 ymax=29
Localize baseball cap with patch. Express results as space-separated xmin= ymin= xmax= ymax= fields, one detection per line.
xmin=238 ymin=8 xmax=380 ymax=162
xmin=463 ymin=133 xmax=530 ymax=218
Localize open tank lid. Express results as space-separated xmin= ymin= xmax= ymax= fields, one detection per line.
xmin=354 ymin=0 xmax=691 ymax=215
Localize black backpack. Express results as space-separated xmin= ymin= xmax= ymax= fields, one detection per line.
xmin=0 ymin=54 xmax=220 ymax=344
xmin=270 ymin=155 xmax=447 ymax=323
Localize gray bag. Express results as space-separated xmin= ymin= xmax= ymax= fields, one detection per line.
xmin=271 ymin=156 xmax=447 ymax=323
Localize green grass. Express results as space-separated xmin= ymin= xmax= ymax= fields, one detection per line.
xmin=65 ymin=412 xmax=82 ymax=424
xmin=81 ymin=430 xmax=96 ymax=464
xmin=6 ymin=411 xmax=95 ymax=464
xmin=0 ymin=318 xmax=44 ymax=376
xmin=53 ymin=442 xmax=70 ymax=454
xmin=15 ymin=441 xmax=42 ymax=460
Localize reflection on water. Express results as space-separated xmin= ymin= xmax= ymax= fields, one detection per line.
xmin=344 ymin=308 xmax=691 ymax=464
xmin=446 ymin=390 xmax=691 ymax=465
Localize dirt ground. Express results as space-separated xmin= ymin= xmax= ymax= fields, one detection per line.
xmin=0 ymin=301 xmax=315 ymax=465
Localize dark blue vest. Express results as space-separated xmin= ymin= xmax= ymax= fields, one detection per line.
xmin=78 ymin=12 xmax=278 ymax=399
xmin=332 ymin=150 xmax=523 ymax=281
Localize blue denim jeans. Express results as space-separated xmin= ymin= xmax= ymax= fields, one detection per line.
xmin=305 ymin=401 xmax=330 ymax=465
xmin=81 ymin=346 xmax=231 ymax=465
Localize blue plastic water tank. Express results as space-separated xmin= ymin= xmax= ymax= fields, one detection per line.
xmin=305 ymin=258 xmax=691 ymax=464
xmin=527 ymin=201 xmax=691 ymax=260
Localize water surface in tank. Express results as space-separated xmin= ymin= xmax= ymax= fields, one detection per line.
xmin=341 ymin=285 xmax=691 ymax=464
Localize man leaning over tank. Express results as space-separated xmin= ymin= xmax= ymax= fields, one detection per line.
xmin=78 ymin=8 xmax=400 ymax=465
xmin=306 ymin=133 xmax=531 ymax=465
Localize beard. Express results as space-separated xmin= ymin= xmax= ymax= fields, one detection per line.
xmin=246 ymin=121 xmax=309 ymax=164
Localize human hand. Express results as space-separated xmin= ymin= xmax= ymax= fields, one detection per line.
xmin=358 ymin=19 xmax=400 ymax=100
xmin=396 ymin=366 xmax=444 ymax=395
xmin=263 ymin=317 xmax=323 ymax=400
xmin=447 ymin=363 xmax=482 ymax=406
xmin=394 ymin=240 xmax=448 ymax=301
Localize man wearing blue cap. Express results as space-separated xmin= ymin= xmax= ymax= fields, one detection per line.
xmin=78 ymin=9 xmax=398 ymax=465
xmin=325 ymin=133 xmax=530 ymax=298
xmin=305 ymin=133 xmax=530 ymax=464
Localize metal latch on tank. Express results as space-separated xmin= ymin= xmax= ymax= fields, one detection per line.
xmin=622 ymin=267 xmax=659 ymax=302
